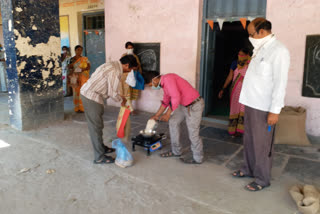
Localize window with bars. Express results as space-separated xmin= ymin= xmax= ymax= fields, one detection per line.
xmin=84 ymin=14 xmax=104 ymax=30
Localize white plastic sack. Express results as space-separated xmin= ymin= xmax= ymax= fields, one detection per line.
xmin=145 ymin=119 xmax=158 ymax=133
xmin=125 ymin=70 xmax=136 ymax=87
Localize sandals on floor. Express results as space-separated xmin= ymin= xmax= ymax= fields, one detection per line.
xmin=94 ymin=155 xmax=115 ymax=164
xmin=245 ymin=181 xmax=269 ymax=192
xmin=104 ymin=146 xmax=116 ymax=154
xmin=160 ymin=151 xmax=181 ymax=158
xmin=232 ymin=170 xmax=254 ymax=178
xmin=179 ymin=157 xmax=202 ymax=164
xmin=232 ymin=170 xmax=246 ymax=178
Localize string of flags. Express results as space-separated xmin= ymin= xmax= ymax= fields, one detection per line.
xmin=207 ymin=16 xmax=255 ymax=30
xmin=83 ymin=30 xmax=103 ymax=35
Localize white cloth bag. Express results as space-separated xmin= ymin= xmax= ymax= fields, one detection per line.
xmin=125 ymin=70 xmax=136 ymax=87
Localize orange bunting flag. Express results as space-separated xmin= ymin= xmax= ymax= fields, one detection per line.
xmin=84 ymin=30 xmax=89 ymax=35
xmin=95 ymin=30 xmax=99 ymax=35
xmin=207 ymin=20 xmax=214 ymax=30
xmin=240 ymin=18 xmax=247 ymax=30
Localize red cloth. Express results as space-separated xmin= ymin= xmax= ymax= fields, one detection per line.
xmin=116 ymin=107 xmax=131 ymax=138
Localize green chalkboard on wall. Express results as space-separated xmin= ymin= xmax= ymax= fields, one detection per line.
xmin=133 ymin=43 xmax=160 ymax=73
xmin=302 ymin=35 xmax=320 ymax=98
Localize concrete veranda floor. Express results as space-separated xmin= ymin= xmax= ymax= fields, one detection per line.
xmin=0 ymin=92 xmax=319 ymax=214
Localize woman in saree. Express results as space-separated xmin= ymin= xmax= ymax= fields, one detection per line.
xmin=218 ymin=48 xmax=251 ymax=137
xmin=68 ymin=45 xmax=91 ymax=113
xmin=121 ymin=41 xmax=142 ymax=115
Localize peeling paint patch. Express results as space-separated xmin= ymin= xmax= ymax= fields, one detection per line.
xmin=53 ymin=68 xmax=60 ymax=76
xmin=15 ymin=7 xmax=23 ymax=12
xmin=2 ymin=0 xmax=63 ymax=130
xmin=47 ymin=61 xmax=53 ymax=68
xmin=18 ymin=61 xmax=27 ymax=72
xmin=14 ymin=29 xmax=61 ymax=78
xmin=48 ymin=81 xmax=55 ymax=86
xmin=42 ymin=70 xmax=50 ymax=80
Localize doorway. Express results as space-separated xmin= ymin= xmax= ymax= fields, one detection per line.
xmin=199 ymin=0 xmax=267 ymax=123
xmin=83 ymin=12 xmax=106 ymax=75
xmin=208 ymin=21 xmax=252 ymax=120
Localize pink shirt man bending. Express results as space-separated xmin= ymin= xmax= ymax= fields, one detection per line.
xmin=144 ymin=72 xmax=205 ymax=164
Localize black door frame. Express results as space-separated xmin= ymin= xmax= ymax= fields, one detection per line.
xmin=82 ymin=10 xmax=105 ymax=57
xmin=199 ymin=1 xmax=228 ymax=125
xmin=199 ymin=0 xmax=266 ymax=125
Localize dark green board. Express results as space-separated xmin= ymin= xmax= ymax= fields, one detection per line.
xmin=302 ymin=35 xmax=320 ymax=98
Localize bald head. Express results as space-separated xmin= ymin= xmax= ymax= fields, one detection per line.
xmin=248 ymin=17 xmax=272 ymax=39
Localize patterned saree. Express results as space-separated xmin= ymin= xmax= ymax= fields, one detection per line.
xmin=228 ymin=54 xmax=250 ymax=135
xmin=70 ymin=56 xmax=90 ymax=112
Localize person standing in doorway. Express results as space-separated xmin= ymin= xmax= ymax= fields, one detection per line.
xmin=143 ymin=72 xmax=205 ymax=164
xmin=121 ymin=41 xmax=142 ymax=115
xmin=68 ymin=45 xmax=91 ymax=113
xmin=80 ymin=55 xmax=138 ymax=164
xmin=232 ymin=18 xmax=290 ymax=191
xmin=218 ymin=48 xmax=251 ymax=137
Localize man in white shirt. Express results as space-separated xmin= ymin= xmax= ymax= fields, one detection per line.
xmin=232 ymin=18 xmax=290 ymax=191
xmin=80 ymin=55 xmax=138 ymax=164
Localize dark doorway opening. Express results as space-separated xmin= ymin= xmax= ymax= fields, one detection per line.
xmin=207 ymin=21 xmax=252 ymax=120
xmin=83 ymin=12 xmax=106 ymax=75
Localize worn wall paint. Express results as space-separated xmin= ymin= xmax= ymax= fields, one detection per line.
xmin=104 ymin=0 xmax=202 ymax=113
xmin=12 ymin=1 xmax=62 ymax=94
xmin=1 ymin=0 xmax=63 ymax=130
xmin=14 ymin=30 xmax=61 ymax=91
xmin=267 ymin=0 xmax=320 ymax=136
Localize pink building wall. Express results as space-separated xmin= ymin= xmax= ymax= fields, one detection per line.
xmin=105 ymin=0 xmax=320 ymax=136
xmin=104 ymin=0 xmax=201 ymax=113
xmin=267 ymin=0 xmax=320 ymax=136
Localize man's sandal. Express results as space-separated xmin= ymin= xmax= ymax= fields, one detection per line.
xmin=104 ymin=146 xmax=116 ymax=154
xmin=179 ymin=157 xmax=202 ymax=164
xmin=232 ymin=170 xmax=246 ymax=178
xmin=160 ymin=151 xmax=181 ymax=158
xmin=94 ymin=155 xmax=115 ymax=164
xmin=245 ymin=181 xmax=269 ymax=192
